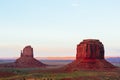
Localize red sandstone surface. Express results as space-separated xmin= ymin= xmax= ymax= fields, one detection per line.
xmin=15 ymin=46 xmax=46 ymax=68
xmin=0 ymin=45 xmax=46 ymax=68
xmin=76 ymin=39 xmax=104 ymax=59
xmin=63 ymin=39 xmax=116 ymax=71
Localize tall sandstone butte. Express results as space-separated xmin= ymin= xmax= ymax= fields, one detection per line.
xmin=21 ymin=46 xmax=33 ymax=57
xmin=63 ymin=39 xmax=116 ymax=71
xmin=76 ymin=39 xmax=104 ymax=60
xmin=15 ymin=45 xmax=46 ymax=68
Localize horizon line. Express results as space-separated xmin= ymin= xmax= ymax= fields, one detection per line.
xmin=0 ymin=56 xmax=120 ymax=60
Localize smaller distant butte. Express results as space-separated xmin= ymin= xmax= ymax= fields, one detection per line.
xmin=63 ymin=39 xmax=116 ymax=71
xmin=15 ymin=45 xmax=46 ymax=68
xmin=0 ymin=45 xmax=46 ymax=68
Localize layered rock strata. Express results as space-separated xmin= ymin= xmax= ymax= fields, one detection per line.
xmin=64 ymin=39 xmax=116 ymax=71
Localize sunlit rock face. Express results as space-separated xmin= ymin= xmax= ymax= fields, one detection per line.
xmin=76 ymin=39 xmax=104 ymax=60
xmin=63 ymin=39 xmax=116 ymax=71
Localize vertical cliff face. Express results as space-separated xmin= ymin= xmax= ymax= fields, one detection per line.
xmin=63 ymin=39 xmax=116 ymax=71
xmin=0 ymin=45 xmax=46 ymax=68
xmin=15 ymin=45 xmax=46 ymax=68
xmin=76 ymin=39 xmax=104 ymax=60
xmin=21 ymin=46 xmax=33 ymax=57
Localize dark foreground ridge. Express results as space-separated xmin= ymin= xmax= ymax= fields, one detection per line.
xmin=63 ymin=39 xmax=116 ymax=71
xmin=0 ymin=45 xmax=46 ymax=68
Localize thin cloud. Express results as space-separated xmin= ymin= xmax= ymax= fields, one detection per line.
xmin=72 ymin=3 xmax=79 ymax=7
xmin=72 ymin=0 xmax=80 ymax=7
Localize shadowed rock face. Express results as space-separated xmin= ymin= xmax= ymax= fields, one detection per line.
xmin=63 ymin=39 xmax=116 ymax=71
xmin=21 ymin=46 xmax=33 ymax=57
xmin=15 ymin=45 xmax=46 ymax=68
xmin=0 ymin=45 xmax=46 ymax=68
xmin=76 ymin=39 xmax=104 ymax=60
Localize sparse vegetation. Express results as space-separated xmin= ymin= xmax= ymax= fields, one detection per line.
xmin=0 ymin=68 xmax=120 ymax=80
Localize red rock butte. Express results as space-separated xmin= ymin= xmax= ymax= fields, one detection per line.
xmin=76 ymin=39 xmax=104 ymax=60
xmin=15 ymin=45 xmax=46 ymax=68
xmin=21 ymin=46 xmax=33 ymax=57
xmin=63 ymin=39 xmax=116 ymax=71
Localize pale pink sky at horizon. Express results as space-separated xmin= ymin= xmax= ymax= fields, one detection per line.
xmin=0 ymin=43 xmax=119 ymax=58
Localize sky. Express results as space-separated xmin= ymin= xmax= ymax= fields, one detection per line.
xmin=0 ymin=0 xmax=120 ymax=58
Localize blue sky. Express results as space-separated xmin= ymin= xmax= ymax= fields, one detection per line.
xmin=0 ymin=0 xmax=120 ymax=58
